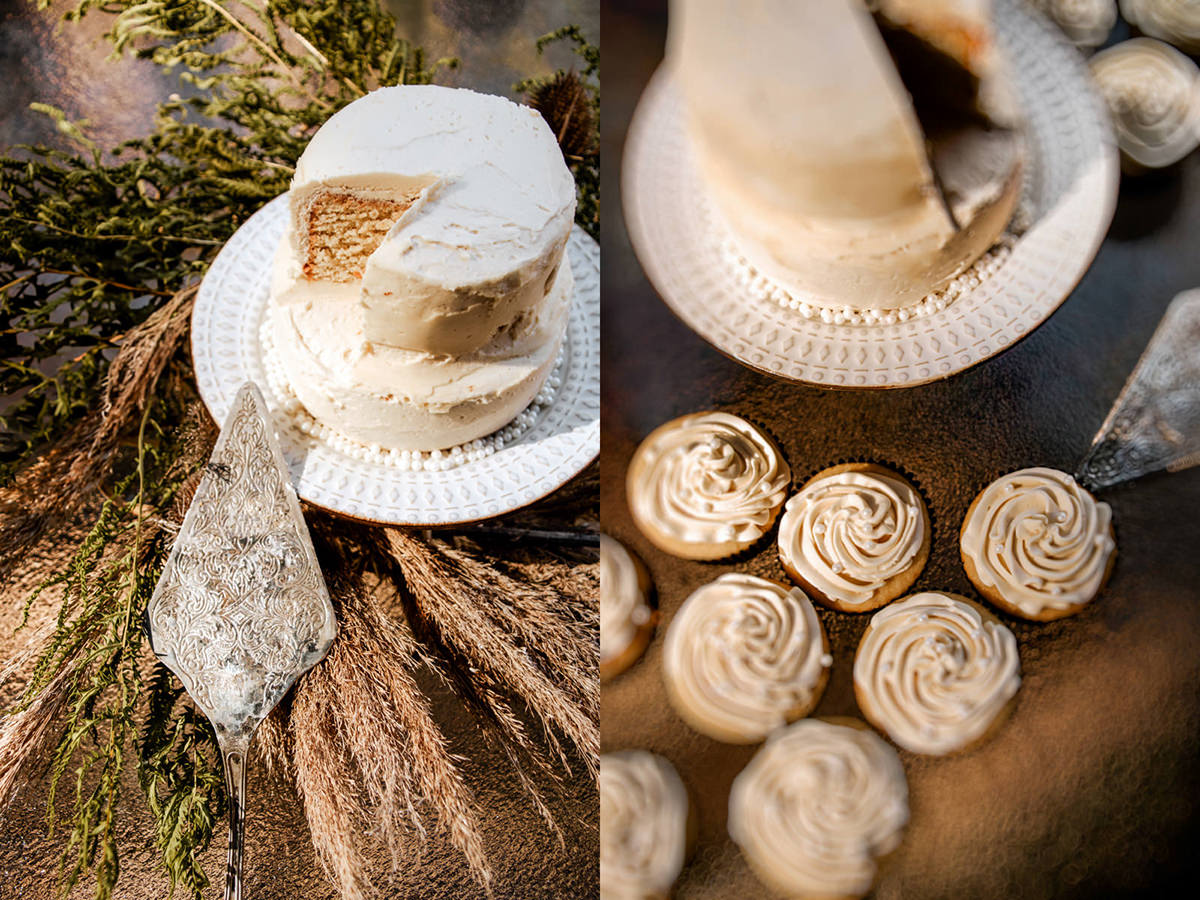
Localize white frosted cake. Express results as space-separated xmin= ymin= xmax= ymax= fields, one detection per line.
xmin=669 ymin=0 xmax=1024 ymax=310
xmin=268 ymin=85 xmax=576 ymax=451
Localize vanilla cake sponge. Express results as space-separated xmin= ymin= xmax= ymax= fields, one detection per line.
xmin=276 ymin=84 xmax=576 ymax=357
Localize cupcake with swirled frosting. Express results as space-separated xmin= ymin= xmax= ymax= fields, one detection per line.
xmin=600 ymin=750 xmax=692 ymax=900
xmin=854 ymin=591 xmax=1021 ymax=755
xmin=777 ymin=463 xmax=930 ymax=613
xmin=662 ymin=573 xmax=831 ymax=743
xmin=1122 ymin=0 xmax=1200 ymax=54
xmin=600 ymin=535 xmax=657 ymax=681
xmin=1089 ymin=37 xmax=1200 ymax=172
xmin=1033 ymin=0 xmax=1118 ymax=49
xmin=960 ymin=467 xmax=1116 ymax=621
xmin=626 ymin=411 xmax=790 ymax=560
xmin=728 ymin=718 xmax=909 ymax=900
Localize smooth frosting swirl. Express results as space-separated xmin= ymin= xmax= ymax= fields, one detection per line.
xmin=961 ymin=467 xmax=1115 ymax=617
xmin=778 ymin=470 xmax=926 ymax=609
xmin=628 ymin=412 xmax=789 ymax=553
xmin=728 ymin=719 xmax=909 ymax=899
xmin=854 ymin=592 xmax=1021 ymax=755
xmin=1034 ymin=0 xmax=1118 ymax=48
xmin=1121 ymin=0 xmax=1200 ymax=54
xmin=662 ymin=573 xmax=830 ymax=743
xmin=600 ymin=750 xmax=689 ymax=900
xmin=1089 ymin=38 xmax=1200 ymax=169
xmin=600 ymin=535 xmax=653 ymax=667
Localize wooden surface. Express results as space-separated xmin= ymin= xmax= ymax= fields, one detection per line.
xmin=600 ymin=2 xmax=1200 ymax=898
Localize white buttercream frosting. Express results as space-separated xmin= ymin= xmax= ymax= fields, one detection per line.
xmin=270 ymin=258 xmax=571 ymax=451
xmin=267 ymin=85 xmax=576 ymax=452
xmin=961 ymin=467 xmax=1115 ymax=617
xmin=1089 ymin=37 xmax=1200 ymax=170
xmin=1033 ymin=0 xmax=1117 ymax=49
xmin=626 ymin=412 xmax=790 ymax=557
xmin=854 ymin=592 xmax=1021 ymax=755
xmin=1121 ymin=0 xmax=1200 ymax=54
xmin=728 ymin=719 xmax=909 ymax=899
xmin=669 ymin=0 xmax=1021 ymax=308
xmin=284 ymin=84 xmax=575 ymax=356
xmin=778 ymin=469 xmax=926 ymax=610
xmin=600 ymin=750 xmax=690 ymax=900
xmin=663 ymin=574 xmax=830 ymax=744
xmin=600 ymin=535 xmax=654 ymax=670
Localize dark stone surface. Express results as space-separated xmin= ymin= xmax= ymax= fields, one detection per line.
xmin=600 ymin=2 xmax=1200 ymax=898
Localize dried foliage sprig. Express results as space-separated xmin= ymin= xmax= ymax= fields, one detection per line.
xmin=0 ymin=399 xmax=210 ymax=900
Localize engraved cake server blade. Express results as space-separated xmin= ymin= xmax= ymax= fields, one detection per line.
xmin=1077 ymin=290 xmax=1200 ymax=491
xmin=147 ymin=382 xmax=336 ymax=900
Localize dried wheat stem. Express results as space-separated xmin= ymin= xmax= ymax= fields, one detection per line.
xmin=0 ymin=285 xmax=197 ymax=585
xmin=385 ymin=530 xmax=599 ymax=778
xmin=0 ymin=664 xmax=75 ymax=813
xmin=287 ymin=575 xmax=492 ymax=897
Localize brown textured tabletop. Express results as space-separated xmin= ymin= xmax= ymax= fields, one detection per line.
xmin=0 ymin=2 xmax=599 ymax=898
xmin=600 ymin=2 xmax=1200 ymax=898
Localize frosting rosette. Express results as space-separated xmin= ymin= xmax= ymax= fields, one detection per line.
xmin=600 ymin=750 xmax=690 ymax=900
xmin=1034 ymin=0 xmax=1117 ymax=49
xmin=1089 ymin=38 xmax=1200 ymax=170
xmin=662 ymin=573 xmax=830 ymax=743
xmin=961 ymin=467 xmax=1115 ymax=618
xmin=600 ymin=535 xmax=654 ymax=676
xmin=1121 ymin=0 xmax=1200 ymax=54
xmin=627 ymin=411 xmax=790 ymax=558
xmin=728 ymin=719 xmax=909 ymax=899
xmin=854 ymin=592 xmax=1021 ymax=755
xmin=778 ymin=468 xmax=927 ymax=610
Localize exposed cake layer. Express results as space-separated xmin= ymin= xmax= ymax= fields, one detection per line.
xmin=270 ymin=263 xmax=573 ymax=452
xmin=281 ymin=85 xmax=575 ymax=356
xmin=670 ymin=0 xmax=1022 ymax=309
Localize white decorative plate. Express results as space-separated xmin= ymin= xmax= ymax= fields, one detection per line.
xmin=192 ymin=194 xmax=599 ymax=525
xmin=623 ymin=0 xmax=1119 ymax=388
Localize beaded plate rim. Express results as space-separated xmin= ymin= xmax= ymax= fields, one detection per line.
xmin=192 ymin=193 xmax=600 ymax=526
xmin=622 ymin=0 xmax=1120 ymax=389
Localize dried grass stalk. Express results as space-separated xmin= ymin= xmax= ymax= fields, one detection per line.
xmin=287 ymin=573 xmax=492 ymax=898
xmin=0 ymin=286 xmax=196 ymax=583
xmin=0 ymin=663 xmax=75 ymax=812
xmin=385 ymin=530 xmax=599 ymax=779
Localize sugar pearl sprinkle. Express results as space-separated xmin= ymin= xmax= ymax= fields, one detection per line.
xmin=258 ymin=315 xmax=564 ymax=472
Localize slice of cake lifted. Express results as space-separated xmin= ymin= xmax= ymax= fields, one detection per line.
xmin=669 ymin=0 xmax=1024 ymax=310
xmin=268 ymin=84 xmax=576 ymax=452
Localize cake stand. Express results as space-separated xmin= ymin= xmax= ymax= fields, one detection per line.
xmin=192 ymin=194 xmax=599 ymax=525
xmin=623 ymin=0 xmax=1119 ymax=388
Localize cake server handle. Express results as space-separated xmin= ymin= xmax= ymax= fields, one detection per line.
xmin=220 ymin=735 xmax=251 ymax=900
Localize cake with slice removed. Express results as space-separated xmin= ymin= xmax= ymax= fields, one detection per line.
xmin=669 ymin=0 xmax=1024 ymax=310
xmin=268 ymin=84 xmax=576 ymax=452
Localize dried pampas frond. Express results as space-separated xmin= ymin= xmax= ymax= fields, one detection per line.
xmin=0 ymin=662 xmax=74 ymax=812
xmin=386 ymin=530 xmax=599 ymax=779
xmin=285 ymin=571 xmax=492 ymax=899
xmin=0 ymin=285 xmax=196 ymax=584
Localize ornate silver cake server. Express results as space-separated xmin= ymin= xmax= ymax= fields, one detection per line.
xmin=1077 ymin=290 xmax=1200 ymax=491
xmin=147 ymin=382 xmax=336 ymax=900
